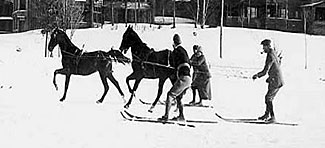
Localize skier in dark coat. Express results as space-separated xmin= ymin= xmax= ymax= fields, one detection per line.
xmin=159 ymin=34 xmax=191 ymax=121
xmin=252 ymin=39 xmax=284 ymax=123
xmin=189 ymin=45 xmax=211 ymax=106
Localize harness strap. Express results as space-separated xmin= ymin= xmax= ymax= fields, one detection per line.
xmin=131 ymin=52 xmax=175 ymax=70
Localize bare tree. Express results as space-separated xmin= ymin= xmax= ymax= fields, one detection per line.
xmin=30 ymin=0 xmax=85 ymax=56
xmin=53 ymin=0 xmax=85 ymax=38
xmin=29 ymin=0 xmax=57 ymax=30
xmin=201 ymin=0 xmax=211 ymax=28
xmin=66 ymin=1 xmax=85 ymax=39
xmin=172 ymin=0 xmax=176 ymax=28
xmin=196 ymin=0 xmax=199 ymax=28
xmin=182 ymin=0 xmax=219 ymax=28
xmin=125 ymin=0 xmax=128 ymax=27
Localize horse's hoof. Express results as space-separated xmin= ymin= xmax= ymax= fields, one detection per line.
xmin=54 ymin=85 xmax=58 ymax=90
xmin=96 ymin=100 xmax=103 ymax=104
xmin=59 ymin=99 xmax=65 ymax=102
xmin=148 ymin=106 xmax=154 ymax=113
xmin=124 ymin=104 xmax=129 ymax=109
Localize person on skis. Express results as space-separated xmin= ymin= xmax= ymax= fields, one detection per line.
xmin=189 ymin=45 xmax=211 ymax=106
xmin=252 ymin=39 xmax=284 ymax=123
xmin=159 ymin=34 xmax=191 ymax=121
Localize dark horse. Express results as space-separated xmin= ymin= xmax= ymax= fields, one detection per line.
xmin=48 ymin=28 xmax=130 ymax=103
xmin=119 ymin=26 xmax=177 ymax=111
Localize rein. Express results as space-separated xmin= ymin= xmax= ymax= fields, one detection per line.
xmin=58 ymin=48 xmax=127 ymax=62
xmin=131 ymin=52 xmax=175 ymax=70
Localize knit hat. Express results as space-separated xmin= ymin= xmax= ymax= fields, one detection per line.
xmin=197 ymin=45 xmax=202 ymax=52
xmin=173 ymin=34 xmax=182 ymax=45
xmin=193 ymin=45 xmax=202 ymax=52
xmin=193 ymin=45 xmax=199 ymax=50
xmin=260 ymin=39 xmax=271 ymax=46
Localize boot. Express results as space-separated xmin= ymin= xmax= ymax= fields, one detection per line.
xmin=188 ymin=100 xmax=195 ymax=105
xmin=173 ymin=97 xmax=185 ymax=121
xmin=171 ymin=115 xmax=185 ymax=121
xmin=265 ymin=116 xmax=276 ymax=123
xmin=158 ymin=94 xmax=173 ymax=121
xmin=189 ymin=87 xmax=196 ymax=106
xmin=158 ymin=115 xmax=168 ymax=121
xmin=258 ymin=111 xmax=269 ymax=120
xmin=266 ymin=101 xmax=275 ymax=122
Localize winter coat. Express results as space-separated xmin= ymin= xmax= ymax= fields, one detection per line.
xmin=190 ymin=53 xmax=211 ymax=80
xmin=256 ymin=49 xmax=284 ymax=88
xmin=172 ymin=44 xmax=190 ymax=77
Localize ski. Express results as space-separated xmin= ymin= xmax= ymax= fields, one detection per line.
xmin=183 ymin=103 xmax=214 ymax=108
xmin=139 ymin=99 xmax=213 ymax=108
xmin=124 ymin=110 xmax=218 ymax=124
xmin=139 ymin=99 xmax=152 ymax=105
xmin=120 ymin=111 xmax=195 ymax=128
xmin=139 ymin=99 xmax=165 ymax=105
xmin=215 ymin=112 xmax=298 ymax=126
xmin=215 ymin=112 xmax=258 ymax=122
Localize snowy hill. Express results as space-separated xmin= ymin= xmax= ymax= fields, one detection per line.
xmin=0 ymin=24 xmax=325 ymax=148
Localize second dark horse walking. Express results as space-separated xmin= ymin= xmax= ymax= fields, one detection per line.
xmin=48 ymin=28 xmax=130 ymax=103
xmin=119 ymin=26 xmax=177 ymax=111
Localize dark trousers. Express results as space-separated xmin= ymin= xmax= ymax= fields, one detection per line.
xmin=264 ymin=84 xmax=281 ymax=117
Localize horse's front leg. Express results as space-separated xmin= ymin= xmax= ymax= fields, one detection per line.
xmin=125 ymin=77 xmax=142 ymax=109
xmin=53 ymin=68 xmax=65 ymax=90
xmin=148 ymin=78 xmax=167 ymax=113
xmin=60 ymin=73 xmax=71 ymax=102
xmin=126 ymin=74 xmax=133 ymax=93
xmin=53 ymin=68 xmax=71 ymax=102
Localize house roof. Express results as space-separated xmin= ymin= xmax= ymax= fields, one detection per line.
xmin=301 ymin=1 xmax=325 ymax=7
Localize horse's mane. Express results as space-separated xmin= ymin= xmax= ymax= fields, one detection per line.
xmin=128 ymin=27 xmax=153 ymax=52
xmin=57 ymin=29 xmax=80 ymax=51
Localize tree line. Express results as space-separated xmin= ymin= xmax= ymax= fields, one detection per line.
xmin=31 ymin=0 xmax=222 ymax=31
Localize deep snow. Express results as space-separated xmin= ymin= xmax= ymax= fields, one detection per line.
xmin=0 ymin=23 xmax=325 ymax=148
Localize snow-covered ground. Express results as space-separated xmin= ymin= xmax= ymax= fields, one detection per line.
xmin=0 ymin=23 xmax=325 ymax=148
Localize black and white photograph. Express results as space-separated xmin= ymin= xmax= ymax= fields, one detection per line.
xmin=0 ymin=0 xmax=325 ymax=147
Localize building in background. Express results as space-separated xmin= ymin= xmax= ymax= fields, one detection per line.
xmin=78 ymin=0 xmax=104 ymax=28
xmin=301 ymin=0 xmax=325 ymax=35
xmin=0 ymin=0 xmax=14 ymax=33
xmin=224 ymin=0 xmax=325 ymax=35
xmin=224 ymin=0 xmax=304 ymax=33
xmin=12 ymin=0 xmax=28 ymax=32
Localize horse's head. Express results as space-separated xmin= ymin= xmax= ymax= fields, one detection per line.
xmin=48 ymin=28 xmax=65 ymax=53
xmin=48 ymin=28 xmax=59 ymax=52
xmin=119 ymin=26 xmax=141 ymax=54
xmin=48 ymin=28 xmax=79 ymax=56
xmin=108 ymin=49 xmax=131 ymax=65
